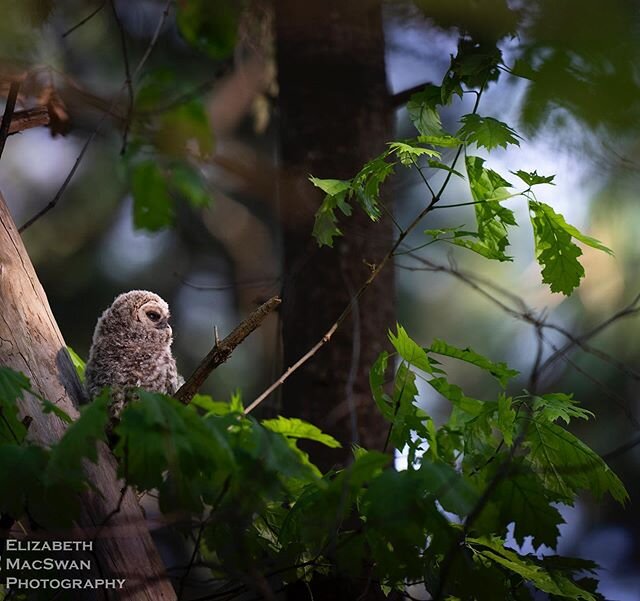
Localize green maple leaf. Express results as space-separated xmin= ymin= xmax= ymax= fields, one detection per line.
xmin=523 ymin=416 xmax=628 ymax=503
xmin=492 ymin=469 xmax=565 ymax=549
xmin=427 ymin=377 xmax=484 ymax=417
xmin=429 ymin=339 xmax=519 ymax=387
xmin=388 ymin=324 xmax=433 ymax=374
xmin=388 ymin=141 xmax=440 ymax=166
xmin=496 ymin=394 xmax=516 ymax=446
xmin=407 ymin=85 xmax=444 ymax=136
xmin=115 ymin=391 xmax=235 ymax=491
xmin=351 ymin=154 xmax=394 ymax=218
xmin=512 ymin=170 xmax=555 ymax=186
xmin=310 ymin=177 xmax=352 ymax=247
xmin=528 ymin=201 xmax=613 ymax=295
xmin=466 ymin=156 xmax=517 ymax=255
xmin=46 ymin=391 xmax=110 ymax=485
xmin=425 ymin=227 xmax=512 ymax=262
xmin=468 ymin=537 xmax=599 ymax=601
xmin=458 ymin=114 xmax=521 ymax=150
xmin=534 ymin=393 xmax=594 ymax=424
xmin=262 ymin=417 xmax=341 ymax=449
xmin=311 ymin=154 xmax=394 ymax=247
xmin=131 ymin=161 xmax=174 ymax=231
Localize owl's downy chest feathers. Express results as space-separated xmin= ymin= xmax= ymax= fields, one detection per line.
xmin=85 ymin=291 xmax=181 ymax=404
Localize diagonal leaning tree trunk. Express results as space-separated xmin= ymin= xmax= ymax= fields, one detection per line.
xmin=0 ymin=193 xmax=176 ymax=600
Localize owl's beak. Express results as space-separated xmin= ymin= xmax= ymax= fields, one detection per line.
xmin=158 ymin=317 xmax=170 ymax=329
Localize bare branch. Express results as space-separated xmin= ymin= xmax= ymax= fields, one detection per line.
xmin=175 ymin=296 xmax=281 ymax=404
xmin=538 ymin=291 xmax=640 ymax=375
xmin=8 ymin=107 xmax=50 ymax=134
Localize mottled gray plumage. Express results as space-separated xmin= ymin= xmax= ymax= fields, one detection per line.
xmin=85 ymin=290 xmax=181 ymax=420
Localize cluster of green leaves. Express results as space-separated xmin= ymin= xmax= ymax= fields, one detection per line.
xmin=366 ymin=325 xmax=625 ymax=598
xmin=0 ymin=366 xmax=110 ymax=527
xmin=310 ymin=50 xmax=613 ymax=295
xmin=123 ymin=69 xmax=216 ymax=232
xmin=120 ymin=0 xmax=244 ymax=232
xmin=1 ymin=326 xmax=626 ymax=600
xmin=120 ymin=0 xmax=246 ymax=232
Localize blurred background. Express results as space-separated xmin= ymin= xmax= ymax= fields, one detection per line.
xmin=1 ymin=0 xmax=639 ymax=598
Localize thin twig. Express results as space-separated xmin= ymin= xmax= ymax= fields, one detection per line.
xmin=538 ymin=291 xmax=640 ymax=375
xmin=62 ymin=1 xmax=107 ymax=38
xmin=132 ymin=0 xmax=173 ymax=81
xmin=19 ymin=121 xmax=103 ymax=232
xmin=177 ymin=477 xmax=231 ymax=600
xmin=176 ymin=296 xmax=281 ymax=404
xmin=109 ymin=0 xmax=134 ymax=154
xmin=19 ymin=0 xmax=174 ymax=232
xmin=247 ymin=87 xmax=486 ymax=414
xmin=0 ymin=81 xmax=21 ymax=159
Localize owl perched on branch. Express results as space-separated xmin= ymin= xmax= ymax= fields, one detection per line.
xmin=85 ymin=290 xmax=182 ymax=422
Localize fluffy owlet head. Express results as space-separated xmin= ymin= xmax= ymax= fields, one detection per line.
xmin=85 ymin=290 xmax=181 ymax=404
xmin=94 ymin=290 xmax=174 ymax=347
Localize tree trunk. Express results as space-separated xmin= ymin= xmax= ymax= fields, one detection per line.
xmin=275 ymin=0 xmax=394 ymax=472
xmin=275 ymin=4 xmax=396 ymax=599
xmin=0 ymin=193 xmax=176 ymax=600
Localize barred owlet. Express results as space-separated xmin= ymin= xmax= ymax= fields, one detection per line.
xmin=85 ymin=290 xmax=182 ymax=421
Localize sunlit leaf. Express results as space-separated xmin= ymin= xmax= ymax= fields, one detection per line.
xmin=262 ymin=417 xmax=341 ymax=448
xmin=388 ymin=324 xmax=433 ymax=374
xmin=468 ymin=537 xmax=598 ymax=600
xmin=458 ymin=114 xmax=521 ymax=150
xmin=388 ymin=141 xmax=440 ymax=166
xmin=310 ymin=176 xmax=352 ymax=247
xmin=407 ymin=85 xmax=445 ymax=136
xmin=429 ymin=339 xmax=519 ymax=387
xmin=66 ymin=346 xmax=86 ymax=382
xmin=466 ymin=156 xmax=517 ymax=256
xmin=528 ymin=201 xmax=611 ymax=295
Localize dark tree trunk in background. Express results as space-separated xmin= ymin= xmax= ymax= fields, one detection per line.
xmin=275 ymin=1 xmax=394 ymax=474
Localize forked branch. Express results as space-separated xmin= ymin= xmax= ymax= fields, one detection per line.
xmin=175 ymin=296 xmax=281 ymax=404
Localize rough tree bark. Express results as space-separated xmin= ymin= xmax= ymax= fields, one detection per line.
xmin=0 ymin=193 xmax=176 ymax=600
xmin=275 ymin=0 xmax=394 ymax=472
